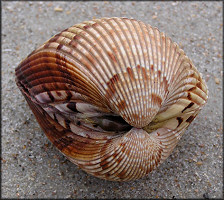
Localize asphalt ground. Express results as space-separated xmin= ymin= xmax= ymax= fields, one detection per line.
xmin=2 ymin=1 xmax=223 ymax=199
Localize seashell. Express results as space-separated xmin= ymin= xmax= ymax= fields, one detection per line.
xmin=15 ymin=17 xmax=208 ymax=181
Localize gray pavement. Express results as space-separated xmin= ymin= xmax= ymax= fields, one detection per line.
xmin=2 ymin=1 xmax=223 ymax=199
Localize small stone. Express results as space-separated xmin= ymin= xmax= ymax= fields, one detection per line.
xmin=12 ymin=153 xmax=18 ymax=159
xmin=15 ymin=46 xmax=20 ymax=51
xmin=217 ymin=125 xmax=222 ymax=132
xmin=52 ymin=190 xmax=57 ymax=195
xmin=7 ymin=6 xmax=15 ymax=12
xmin=66 ymin=10 xmax=71 ymax=15
xmin=207 ymin=181 xmax=211 ymax=187
xmin=205 ymin=74 xmax=210 ymax=82
xmin=214 ymin=77 xmax=220 ymax=84
xmin=152 ymin=15 xmax=157 ymax=19
xmin=54 ymin=7 xmax=63 ymax=12
xmin=203 ymin=192 xmax=209 ymax=199
xmin=196 ymin=161 xmax=203 ymax=166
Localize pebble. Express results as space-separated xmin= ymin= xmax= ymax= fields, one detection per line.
xmin=66 ymin=10 xmax=71 ymax=15
xmin=52 ymin=190 xmax=57 ymax=195
xmin=214 ymin=77 xmax=220 ymax=84
xmin=152 ymin=15 xmax=157 ymax=19
xmin=205 ymin=75 xmax=210 ymax=82
xmin=196 ymin=161 xmax=203 ymax=166
xmin=54 ymin=7 xmax=63 ymax=12
xmin=203 ymin=192 xmax=209 ymax=199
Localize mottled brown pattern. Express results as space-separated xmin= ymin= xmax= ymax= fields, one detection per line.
xmin=73 ymin=35 xmax=81 ymax=40
xmin=187 ymin=92 xmax=192 ymax=100
xmin=107 ymin=51 xmax=117 ymax=63
xmin=56 ymin=91 xmax=62 ymax=97
xmin=83 ymin=25 xmax=90 ymax=29
xmin=182 ymin=102 xmax=194 ymax=113
xmin=57 ymin=44 xmax=63 ymax=50
xmin=125 ymin=68 xmax=134 ymax=82
xmin=157 ymin=70 xmax=161 ymax=78
xmin=162 ymin=77 xmax=169 ymax=92
xmin=116 ymin=154 xmax=123 ymax=164
xmin=86 ymin=53 xmax=97 ymax=66
xmin=117 ymin=100 xmax=126 ymax=111
xmin=151 ymin=93 xmax=162 ymax=105
xmin=65 ymin=91 xmax=72 ymax=101
xmin=100 ymin=139 xmax=112 ymax=155
xmin=186 ymin=115 xmax=195 ymax=123
xmin=138 ymin=65 xmax=148 ymax=80
xmin=150 ymin=64 xmax=154 ymax=71
xmin=49 ymin=34 xmax=61 ymax=42
xmin=68 ymin=40 xmax=78 ymax=48
xmin=100 ymin=158 xmax=111 ymax=171
xmin=47 ymin=91 xmax=55 ymax=102
xmin=196 ymin=81 xmax=203 ymax=90
xmin=177 ymin=117 xmax=183 ymax=127
xmin=188 ymin=86 xmax=196 ymax=91
xmin=106 ymin=74 xmax=120 ymax=97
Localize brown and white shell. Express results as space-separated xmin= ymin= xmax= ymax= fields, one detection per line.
xmin=15 ymin=17 xmax=208 ymax=181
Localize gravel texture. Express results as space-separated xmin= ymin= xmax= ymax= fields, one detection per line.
xmin=2 ymin=1 xmax=223 ymax=199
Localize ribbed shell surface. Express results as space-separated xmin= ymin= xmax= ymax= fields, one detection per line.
xmin=15 ymin=17 xmax=208 ymax=181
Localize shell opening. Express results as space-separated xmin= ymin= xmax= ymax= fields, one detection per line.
xmin=87 ymin=115 xmax=132 ymax=133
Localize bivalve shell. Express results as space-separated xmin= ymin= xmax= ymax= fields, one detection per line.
xmin=15 ymin=17 xmax=208 ymax=181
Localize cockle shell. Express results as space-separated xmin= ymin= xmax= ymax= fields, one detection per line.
xmin=15 ymin=17 xmax=208 ymax=181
